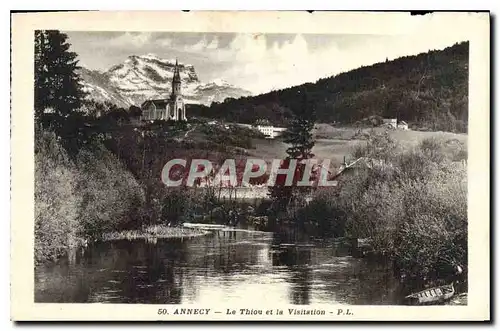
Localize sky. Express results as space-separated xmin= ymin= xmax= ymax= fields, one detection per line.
xmin=65 ymin=31 xmax=469 ymax=95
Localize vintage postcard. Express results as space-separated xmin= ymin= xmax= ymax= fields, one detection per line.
xmin=10 ymin=11 xmax=490 ymax=321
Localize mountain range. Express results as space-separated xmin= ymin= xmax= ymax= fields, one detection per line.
xmin=79 ymin=54 xmax=251 ymax=108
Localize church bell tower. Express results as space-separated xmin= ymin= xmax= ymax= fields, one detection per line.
xmin=167 ymin=59 xmax=187 ymax=121
xmin=172 ymin=59 xmax=182 ymax=97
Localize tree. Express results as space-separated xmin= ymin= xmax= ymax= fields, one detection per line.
xmin=34 ymin=30 xmax=86 ymax=120
xmin=129 ymin=105 xmax=143 ymax=117
xmin=35 ymin=30 xmax=93 ymax=154
xmin=269 ymin=88 xmax=317 ymax=216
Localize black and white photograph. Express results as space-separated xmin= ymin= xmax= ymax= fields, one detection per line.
xmin=10 ymin=11 xmax=490 ymax=321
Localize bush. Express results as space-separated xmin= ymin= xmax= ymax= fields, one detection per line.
xmin=295 ymin=188 xmax=347 ymax=237
xmin=160 ymin=188 xmax=190 ymax=225
xmin=306 ymin=131 xmax=468 ymax=284
xmin=34 ymin=130 xmax=81 ymax=263
xmin=75 ymin=143 xmax=145 ymax=237
xmin=395 ymin=171 xmax=467 ymax=281
xmin=34 ymin=127 xmax=146 ymax=262
xmin=351 ymin=130 xmax=402 ymax=162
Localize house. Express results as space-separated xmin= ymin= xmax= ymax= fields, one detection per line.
xmin=253 ymin=119 xmax=286 ymax=138
xmin=382 ymin=118 xmax=397 ymax=129
xmin=256 ymin=125 xmax=286 ymax=139
xmin=397 ymin=121 xmax=409 ymax=130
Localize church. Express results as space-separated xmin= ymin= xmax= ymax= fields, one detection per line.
xmin=140 ymin=59 xmax=187 ymax=121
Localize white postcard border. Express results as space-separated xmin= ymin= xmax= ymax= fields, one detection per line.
xmin=10 ymin=11 xmax=490 ymax=321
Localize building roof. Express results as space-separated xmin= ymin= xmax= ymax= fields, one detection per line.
xmin=328 ymin=157 xmax=395 ymax=180
xmin=255 ymin=118 xmax=272 ymax=126
xmin=141 ymin=99 xmax=169 ymax=109
xmin=142 ymin=59 xmax=182 ymax=109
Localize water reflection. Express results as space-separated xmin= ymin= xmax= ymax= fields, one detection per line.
xmin=35 ymin=230 xmax=402 ymax=304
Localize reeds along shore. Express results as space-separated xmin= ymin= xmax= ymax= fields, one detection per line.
xmin=102 ymin=225 xmax=211 ymax=241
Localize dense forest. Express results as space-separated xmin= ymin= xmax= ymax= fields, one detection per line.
xmin=189 ymin=42 xmax=469 ymax=133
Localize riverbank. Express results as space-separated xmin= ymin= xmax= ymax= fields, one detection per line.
xmin=446 ymin=293 xmax=468 ymax=305
xmin=102 ymin=225 xmax=211 ymax=241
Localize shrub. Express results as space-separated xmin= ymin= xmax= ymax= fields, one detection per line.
xmin=395 ymin=171 xmax=467 ymax=280
xmin=75 ymin=143 xmax=145 ymax=237
xmin=351 ymin=130 xmax=402 ymax=162
xmin=296 ymin=188 xmax=347 ymax=237
xmin=160 ymin=188 xmax=190 ymax=225
xmin=34 ymin=124 xmax=147 ymax=263
xmin=34 ymin=130 xmax=81 ymax=263
xmin=311 ymin=131 xmax=468 ymax=284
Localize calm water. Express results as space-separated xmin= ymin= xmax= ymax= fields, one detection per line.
xmin=35 ymin=230 xmax=404 ymax=304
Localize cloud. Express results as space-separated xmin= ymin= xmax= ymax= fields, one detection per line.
xmin=108 ymin=32 xmax=153 ymax=48
xmin=157 ymin=37 xmax=173 ymax=47
xmin=189 ymin=36 xmax=219 ymax=51
xmin=208 ymin=31 xmax=468 ymax=94
xmin=211 ymin=34 xmax=344 ymax=93
xmin=167 ymin=35 xmax=221 ymax=55
xmin=69 ymin=28 xmax=469 ymax=94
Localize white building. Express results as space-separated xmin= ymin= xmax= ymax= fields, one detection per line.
xmin=397 ymin=121 xmax=409 ymax=130
xmin=382 ymin=118 xmax=397 ymax=129
xmin=256 ymin=125 xmax=286 ymax=139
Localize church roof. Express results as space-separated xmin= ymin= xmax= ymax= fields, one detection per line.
xmin=141 ymin=59 xmax=183 ymax=109
xmin=141 ymin=99 xmax=169 ymax=109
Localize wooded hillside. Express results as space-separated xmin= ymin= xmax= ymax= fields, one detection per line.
xmin=189 ymin=42 xmax=468 ymax=133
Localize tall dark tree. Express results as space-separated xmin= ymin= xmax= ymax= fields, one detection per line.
xmin=34 ymin=30 xmax=94 ymax=154
xmin=34 ymin=30 xmax=86 ymax=120
xmin=269 ymin=88 xmax=317 ymax=217
xmin=283 ymin=90 xmax=316 ymax=160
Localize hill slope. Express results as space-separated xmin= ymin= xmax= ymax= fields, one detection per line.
xmin=190 ymin=42 xmax=469 ymax=133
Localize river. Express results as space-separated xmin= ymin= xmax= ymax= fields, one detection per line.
xmin=35 ymin=229 xmax=404 ymax=304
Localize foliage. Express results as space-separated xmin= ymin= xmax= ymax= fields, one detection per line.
xmin=34 ymin=129 xmax=81 ymax=263
xmin=34 ymin=127 xmax=146 ymax=262
xmin=295 ymin=188 xmax=347 ymax=237
xmin=200 ymin=122 xmax=256 ymax=150
xmin=34 ymin=30 xmax=86 ymax=122
xmin=316 ymin=131 xmax=469 ymax=283
xmin=269 ymin=88 xmax=317 ymax=216
xmin=395 ymin=173 xmax=467 ymax=281
xmin=34 ymin=30 xmax=102 ymax=156
xmin=351 ymin=129 xmax=402 ymax=162
xmin=75 ymin=142 xmax=145 ymax=238
xmin=102 ymin=225 xmax=209 ymax=241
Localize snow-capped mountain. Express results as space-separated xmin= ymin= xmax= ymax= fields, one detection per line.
xmin=79 ymin=67 xmax=135 ymax=108
xmin=78 ymin=54 xmax=251 ymax=108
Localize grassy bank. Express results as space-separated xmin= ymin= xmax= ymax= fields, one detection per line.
xmin=249 ymin=124 xmax=467 ymax=168
xmin=102 ymin=225 xmax=211 ymax=241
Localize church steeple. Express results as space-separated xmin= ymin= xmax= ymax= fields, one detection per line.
xmin=142 ymin=58 xmax=187 ymax=122
xmin=172 ymin=58 xmax=182 ymax=96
